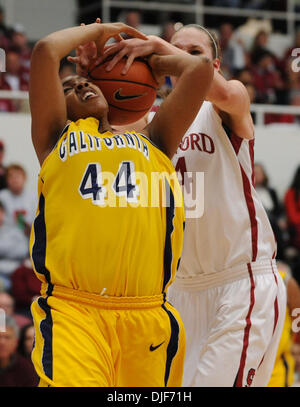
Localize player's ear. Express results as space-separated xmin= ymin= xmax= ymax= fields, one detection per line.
xmin=213 ymin=58 xmax=221 ymax=71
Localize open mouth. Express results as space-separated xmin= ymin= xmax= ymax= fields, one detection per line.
xmin=82 ymin=90 xmax=98 ymax=101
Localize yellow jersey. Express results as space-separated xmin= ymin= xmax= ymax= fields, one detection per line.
xmin=268 ymin=269 xmax=295 ymax=387
xmin=29 ymin=117 xmax=184 ymax=297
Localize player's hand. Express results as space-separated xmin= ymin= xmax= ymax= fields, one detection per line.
xmin=102 ymin=36 xmax=158 ymax=75
xmin=95 ymin=22 xmax=148 ymax=58
xmin=67 ymin=20 xmax=148 ymax=76
xmin=67 ymin=18 xmax=101 ymax=76
xmin=67 ymin=41 xmax=98 ymax=76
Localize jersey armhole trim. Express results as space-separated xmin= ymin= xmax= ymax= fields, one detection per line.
xmin=39 ymin=123 xmax=71 ymax=173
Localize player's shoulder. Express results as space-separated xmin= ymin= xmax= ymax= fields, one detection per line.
xmin=227 ymin=79 xmax=249 ymax=98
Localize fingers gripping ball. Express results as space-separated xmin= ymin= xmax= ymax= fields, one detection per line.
xmin=88 ymin=58 xmax=158 ymax=125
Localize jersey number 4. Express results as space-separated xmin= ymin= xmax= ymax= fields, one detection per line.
xmin=79 ymin=161 xmax=139 ymax=205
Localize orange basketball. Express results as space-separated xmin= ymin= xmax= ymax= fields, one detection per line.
xmin=88 ymin=57 xmax=158 ymax=126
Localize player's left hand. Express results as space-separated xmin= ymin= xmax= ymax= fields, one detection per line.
xmin=94 ymin=22 xmax=148 ymax=57
xmin=67 ymin=18 xmax=101 ymax=76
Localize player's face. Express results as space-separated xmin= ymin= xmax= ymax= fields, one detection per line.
xmin=170 ymin=27 xmax=220 ymax=87
xmin=171 ymin=28 xmax=215 ymax=60
xmin=62 ymin=75 xmax=109 ymax=121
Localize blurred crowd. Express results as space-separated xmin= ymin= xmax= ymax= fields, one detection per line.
xmin=0 ymin=142 xmax=40 ymax=386
xmin=1 ymin=4 xmax=300 ymax=387
xmin=0 ymin=4 xmax=300 ymax=122
xmin=0 ymin=7 xmax=31 ymax=113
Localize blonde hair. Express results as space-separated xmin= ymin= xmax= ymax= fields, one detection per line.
xmin=178 ymin=24 xmax=221 ymax=60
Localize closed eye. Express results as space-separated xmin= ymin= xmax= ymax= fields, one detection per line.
xmin=189 ymin=50 xmax=202 ymax=55
xmin=63 ymin=87 xmax=72 ymax=94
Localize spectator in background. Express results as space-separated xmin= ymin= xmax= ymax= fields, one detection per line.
xmin=10 ymin=24 xmax=32 ymax=86
xmin=119 ymin=10 xmax=142 ymax=39
xmin=0 ymin=291 xmax=31 ymax=329
xmin=0 ymin=164 xmax=36 ymax=237
xmin=219 ymin=22 xmax=246 ymax=78
xmin=254 ymin=163 xmax=283 ymax=219
xmin=0 ymin=141 xmax=7 ymax=191
xmin=235 ymin=67 xmax=254 ymax=85
xmin=11 ymin=257 xmax=41 ymax=318
xmin=254 ymin=163 xmax=287 ymax=260
xmin=160 ymin=22 xmax=177 ymax=43
xmin=234 ymin=68 xmax=257 ymax=110
xmin=0 ymin=201 xmax=29 ymax=290
xmin=284 ymin=165 xmax=300 ymax=252
xmin=251 ymin=51 xmax=287 ymax=105
xmin=124 ymin=10 xmax=141 ymax=30
xmin=250 ymin=29 xmax=271 ymax=65
xmin=2 ymin=47 xmax=29 ymax=91
xmin=16 ymin=322 xmax=39 ymax=388
xmin=0 ymin=315 xmax=38 ymax=386
xmin=17 ymin=323 xmax=35 ymax=360
xmin=0 ymin=47 xmax=29 ymax=112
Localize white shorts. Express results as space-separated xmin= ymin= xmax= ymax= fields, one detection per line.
xmin=167 ymin=261 xmax=287 ymax=387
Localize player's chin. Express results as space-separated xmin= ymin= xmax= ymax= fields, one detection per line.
xmin=81 ymin=98 xmax=108 ymax=117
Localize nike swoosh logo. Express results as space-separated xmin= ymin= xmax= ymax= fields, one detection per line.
xmin=114 ymin=89 xmax=146 ymax=101
xmin=149 ymin=341 xmax=165 ymax=352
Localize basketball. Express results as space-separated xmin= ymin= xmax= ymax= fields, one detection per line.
xmin=88 ymin=57 xmax=158 ymax=126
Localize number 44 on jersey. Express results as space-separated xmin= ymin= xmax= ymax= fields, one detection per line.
xmin=79 ymin=161 xmax=139 ymax=206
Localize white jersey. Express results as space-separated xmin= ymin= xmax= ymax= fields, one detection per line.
xmin=171 ymin=101 xmax=276 ymax=282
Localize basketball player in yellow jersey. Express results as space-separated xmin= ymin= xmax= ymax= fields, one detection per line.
xmin=268 ymin=264 xmax=300 ymax=387
xmin=29 ymin=22 xmax=213 ymax=387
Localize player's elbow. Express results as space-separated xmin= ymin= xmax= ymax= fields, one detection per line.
xmin=32 ymin=38 xmax=58 ymax=63
xmin=218 ymin=80 xmax=250 ymax=112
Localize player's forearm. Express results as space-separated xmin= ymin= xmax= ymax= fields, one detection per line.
xmin=147 ymin=55 xmax=213 ymax=158
xmin=32 ymin=23 xmax=103 ymax=65
xmin=149 ymin=53 xmax=211 ymax=79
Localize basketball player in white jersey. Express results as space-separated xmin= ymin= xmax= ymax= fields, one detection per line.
xmin=72 ymin=24 xmax=286 ymax=387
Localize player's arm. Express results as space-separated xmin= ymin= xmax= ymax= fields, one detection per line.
xmin=204 ymin=73 xmax=254 ymax=139
xmin=144 ymin=53 xmax=213 ymax=158
xmin=29 ymin=23 xmax=147 ymax=166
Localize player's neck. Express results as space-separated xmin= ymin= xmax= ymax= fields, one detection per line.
xmin=98 ymin=117 xmax=112 ymax=134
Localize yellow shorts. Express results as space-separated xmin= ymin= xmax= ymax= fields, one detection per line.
xmin=268 ymin=352 xmax=295 ymax=387
xmin=31 ymin=284 xmax=186 ymax=387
